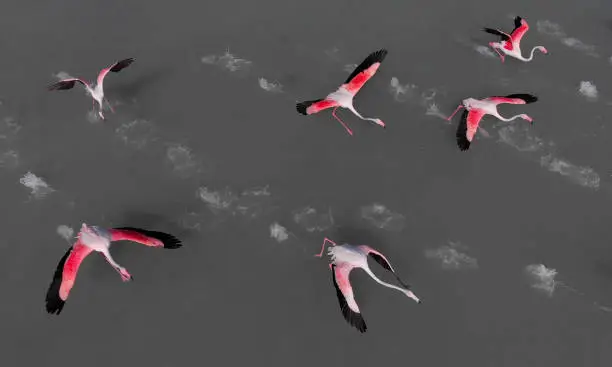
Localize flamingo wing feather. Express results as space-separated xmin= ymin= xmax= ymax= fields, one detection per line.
xmin=110 ymin=227 xmax=182 ymax=249
xmin=343 ymin=49 xmax=387 ymax=94
xmin=456 ymin=109 xmax=485 ymax=151
xmin=331 ymin=264 xmax=367 ymax=333
xmin=296 ymin=99 xmax=339 ymax=115
xmin=45 ymin=241 xmax=93 ymax=315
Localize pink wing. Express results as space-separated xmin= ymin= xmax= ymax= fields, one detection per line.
xmin=456 ymin=109 xmax=485 ymax=151
xmin=343 ymin=49 xmax=388 ymax=95
xmin=296 ymin=99 xmax=339 ymax=115
xmin=45 ymin=241 xmax=93 ymax=315
xmin=486 ymin=93 xmax=538 ymax=105
xmin=109 ymin=227 xmax=182 ymax=249
xmin=97 ymin=58 xmax=135 ymax=88
xmin=331 ymin=264 xmax=367 ymax=333
xmin=510 ymin=16 xmax=529 ymax=44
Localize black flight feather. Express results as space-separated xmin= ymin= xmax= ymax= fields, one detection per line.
xmin=456 ymin=109 xmax=471 ymax=151
xmin=504 ymin=93 xmax=538 ymax=104
xmin=482 ymin=27 xmax=510 ymax=41
xmin=112 ymin=227 xmax=182 ymax=249
xmin=109 ymin=58 xmax=135 ymax=73
xmin=331 ymin=265 xmax=367 ymax=333
xmin=296 ymin=99 xmax=323 ymax=115
xmin=45 ymin=246 xmax=73 ymax=315
xmin=344 ymin=49 xmax=388 ymax=84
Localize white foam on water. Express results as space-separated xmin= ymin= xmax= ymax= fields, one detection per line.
xmin=56 ymin=225 xmax=74 ymax=242
xmin=536 ymin=20 xmax=599 ymax=57
xmin=474 ymin=45 xmax=497 ymax=58
xmin=497 ymin=124 xmax=545 ymax=152
xmin=425 ymin=103 xmax=449 ymax=121
xmin=202 ymin=49 xmax=252 ymax=73
xmin=343 ymin=64 xmax=357 ymax=73
xmin=425 ymin=241 xmax=478 ymax=270
xmin=389 ymin=77 xmax=418 ymax=103
xmin=258 ymin=78 xmax=283 ymax=93
xmin=292 ymin=206 xmax=334 ymax=232
xmin=0 ymin=117 xmax=21 ymax=140
xmin=525 ymin=264 xmax=558 ymax=296
xmin=166 ymin=144 xmax=201 ymax=178
xmin=53 ymin=71 xmax=74 ymax=80
xmin=0 ymin=150 xmax=19 ymax=168
xmin=197 ymin=186 xmax=236 ymax=211
xmin=540 ymin=154 xmax=600 ymax=189
xmin=269 ymin=222 xmax=289 ymax=242
xmin=20 ymin=172 xmax=54 ymax=199
xmin=115 ymin=119 xmax=158 ymax=149
xmin=578 ymin=81 xmax=598 ymax=101
xmin=360 ymin=203 xmax=405 ymax=232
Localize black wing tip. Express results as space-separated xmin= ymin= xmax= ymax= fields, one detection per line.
xmin=457 ymin=138 xmax=471 ymax=151
xmin=296 ymin=102 xmax=309 ymax=115
xmin=456 ymin=109 xmax=471 ymax=151
xmin=506 ymin=93 xmax=538 ymax=104
xmin=370 ymin=49 xmax=388 ymax=63
xmin=296 ymin=99 xmax=322 ymax=115
xmin=110 ymin=58 xmax=135 ymax=72
xmin=47 ymin=80 xmax=73 ymax=91
xmin=114 ymin=227 xmax=183 ymax=249
xmin=45 ymin=297 xmax=65 ymax=315
xmin=331 ymin=265 xmax=368 ymax=333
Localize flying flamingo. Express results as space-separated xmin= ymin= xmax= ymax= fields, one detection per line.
xmin=48 ymin=58 xmax=135 ymax=120
xmin=296 ymin=49 xmax=387 ymax=136
xmin=315 ymin=237 xmax=421 ymax=333
xmin=45 ymin=223 xmax=182 ymax=315
xmin=484 ymin=16 xmax=548 ymax=62
xmin=446 ymin=93 xmax=538 ymax=151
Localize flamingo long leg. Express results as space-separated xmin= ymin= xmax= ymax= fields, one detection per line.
xmin=490 ymin=44 xmax=505 ymax=62
xmin=446 ymin=105 xmax=464 ymax=121
xmin=315 ymin=237 xmax=337 ymax=257
xmin=332 ymin=107 xmax=353 ymax=136
xmin=105 ymin=98 xmax=115 ymax=113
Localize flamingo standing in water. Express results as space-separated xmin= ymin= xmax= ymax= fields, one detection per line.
xmin=296 ymin=49 xmax=388 ymax=136
xmin=315 ymin=237 xmax=421 ymax=333
xmin=484 ymin=16 xmax=548 ymax=62
xmin=48 ymin=58 xmax=135 ymax=120
xmin=446 ymin=93 xmax=538 ymax=151
xmin=45 ymin=223 xmax=182 ymax=315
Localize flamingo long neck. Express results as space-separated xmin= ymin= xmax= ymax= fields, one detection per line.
xmin=496 ymin=113 xmax=524 ymax=122
xmin=348 ymin=106 xmax=379 ymax=123
xmin=363 ymin=266 xmax=406 ymax=294
xmin=518 ymin=47 xmax=543 ymax=61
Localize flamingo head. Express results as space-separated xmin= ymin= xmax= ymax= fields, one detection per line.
xmin=79 ymin=223 xmax=111 ymax=245
xmin=404 ymin=289 xmax=421 ymax=304
xmin=538 ymin=46 xmax=548 ymax=54
xmin=521 ymin=114 xmax=534 ymax=124
xmin=373 ymin=118 xmax=385 ymax=128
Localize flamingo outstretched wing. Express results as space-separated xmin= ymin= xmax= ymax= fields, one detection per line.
xmin=296 ymin=99 xmax=339 ymax=115
xmin=364 ymin=247 xmax=410 ymax=289
xmin=486 ymin=93 xmax=538 ymax=105
xmin=456 ymin=108 xmax=485 ymax=151
xmin=331 ymin=264 xmax=367 ymax=333
xmin=109 ymin=227 xmax=182 ymax=249
xmin=483 ymin=27 xmax=511 ymax=42
xmin=45 ymin=241 xmax=93 ymax=315
xmin=97 ymin=58 xmax=135 ymax=89
xmin=343 ymin=49 xmax=388 ymax=95
xmin=510 ymin=16 xmax=529 ymax=43
xmin=48 ymin=78 xmax=89 ymax=91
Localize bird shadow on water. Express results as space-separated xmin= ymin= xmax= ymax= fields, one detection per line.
xmin=107 ymin=65 xmax=174 ymax=100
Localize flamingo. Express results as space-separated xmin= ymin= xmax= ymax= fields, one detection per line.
xmin=45 ymin=223 xmax=182 ymax=315
xmin=484 ymin=16 xmax=548 ymax=62
xmin=296 ymin=49 xmax=387 ymax=136
xmin=446 ymin=93 xmax=538 ymax=151
xmin=48 ymin=58 xmax=135 ymax=120
xmin=315 ymin=237 xmax=421 ymax=333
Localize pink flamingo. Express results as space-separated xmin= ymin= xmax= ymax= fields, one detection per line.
xmin=315 ymin=237 xmax=421 ymax=333
xmin=45 ymin=223 xmax=181 ymax=315
xmin=296 ymin=49 xmax=387 ymax=136
xmin=48 ymin=58 xmax=135 ymax=120
xmin=446 ymin=93 xmax=538 ymax=151
xmin=484 ymin=16 xmax=548 ymax=62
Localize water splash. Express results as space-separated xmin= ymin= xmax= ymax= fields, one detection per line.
xmin=20 ymin=172 xmax=54 ymax=199
xmin=258 ymin=78 xmax=283 ymax=93
xmin=270 ymin=222 xmax=289 ymax=242
xmin=360 ymin=203 xmax=406 ymax=231
xmin=292 ymin=206 xmax=334 ymax=232
xmin=540 ymin=154 xmax=600 ymax=189
xmin=525 ymin=264 xmax=557 ymax=296
xmin=425 ymin=241 xmax=478 ymax=270
xmin=578 ymin=81 xmax=598 ymax=101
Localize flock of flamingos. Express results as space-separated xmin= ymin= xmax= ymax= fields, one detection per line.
xmin=44 ymin=16 xmax=548 ymax=333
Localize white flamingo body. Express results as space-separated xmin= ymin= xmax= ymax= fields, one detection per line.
xmin=316 ymin=238 xmax=420 ymax=333
xmin=48 ymin=58 xmax=135 ymax=120
xmin=446 ymin=94 xmax=538 ymax=151
xmin=297 ymin=49 xmax=388 ymax=136
xmin=484 ymin=16 xmax=548 ymax=63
